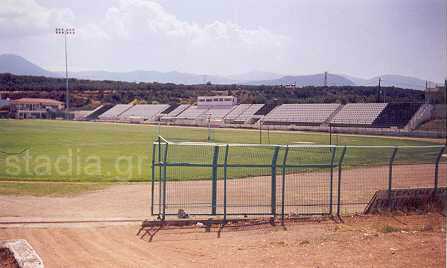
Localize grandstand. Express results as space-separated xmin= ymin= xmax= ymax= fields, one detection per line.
xmin=175 ymin=106 xmax=236 ymax=124
xmin=176 ymin=106 xmax=209 ymax=119
xmin=160 ymin=104 xmax=191 ymax=119
xmin=173 ymin=96 xmax=239 ymax=124
xmin=372 ymin=103 xmax=422 ymax=128
xmin=263 ymin=104 xmax=341 ymax=126
xmin=254 ymin=103 xmax=277 ymax=116
xmin=84 ymin=104 xmax=114 ymax=120
xmin=224 ymin=104 xmax=251 ymax=121
xmin=159 ymin=104 xmax=179 ymax=115
xmin=89 ymin=99 xmax=442 ymax=137
xmin=329 ymin=103 xmax=426 ymax=129
xmin=229 ymin=104 xmax=264 ymax=124
xmin=119 ymin=104 xmax=170 ymax=121
xmin=330 ymin=103 xmax=387 ymax=127
xmin=206 ymin=106 xmax=236 ymax=119
xmin=98 ymin=104 xmax=133 ymax=120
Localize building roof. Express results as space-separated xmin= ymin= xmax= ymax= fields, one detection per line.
xmin=12 ymin=98 xmax=64 ymax=105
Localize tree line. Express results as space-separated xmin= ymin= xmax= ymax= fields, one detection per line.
xmin=0 ymin=73 xmax=427 ymax=109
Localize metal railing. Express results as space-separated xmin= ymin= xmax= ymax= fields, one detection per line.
xmin=151 ymin=137 xmax=446 ymax=224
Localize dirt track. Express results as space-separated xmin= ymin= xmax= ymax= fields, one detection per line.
xmin=0 ymin=183 xmax=150 ymax=222
xmin=0 ymin=164 xmax=445 ymax=222
xmin=0 ymin=214 xmax=445 ymax=267
xmin=0 ymin=164 xmax=446 ymax=267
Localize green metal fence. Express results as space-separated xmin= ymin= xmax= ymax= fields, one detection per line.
xmin=151 ymin=137 xmax=446 ymax=223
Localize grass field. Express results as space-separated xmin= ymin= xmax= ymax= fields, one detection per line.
xmin=0 ymin=120 xmax=442 ymax=190
xmin=0 ymin=181 xmax=107 ymax=196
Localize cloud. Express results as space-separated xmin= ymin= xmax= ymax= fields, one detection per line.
xmin=0 ymin=0 xmax=289 ymax=73
xmin=0 ymin=0 xmax=74 ymax=38
xmin=89 ymin=0 xmax=287 ymax=47
xmin=83 ymin=0 xmax=289 ymax=72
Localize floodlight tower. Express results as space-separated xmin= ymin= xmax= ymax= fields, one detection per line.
xmin=377 ymin=77 xmax=384 ymax=103
xmin=207 ymin=113 xmax=212 ymax=142
xmin=55 ymin=27 xmax=75 ymax=115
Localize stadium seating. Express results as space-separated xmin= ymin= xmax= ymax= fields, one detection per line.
xmin=176 ymin=105 xmax=236 ymax=120
xmin=119 ymin=104 xmax=170 ymax=120
xmin=372 ymin=103 xmax=422 ymax=128
xmin=263 ymin=104 xmax=341 ymax=125
xmin=224 ymin=104 xmax=251 ymax=120
xmin=206 ymin=106 xmax=235 ymax=119
xmin=176 ymin=106 xmax=209 ymax=119
xmin=85 ymin=104 xmax=114 ymax=120
xmin=330 ymin=103 xmax=387 ymax=127
xmin=230 ymin=104 xmax=264 ymax=123
xmin=94 ymin=101 xmax=425 ymax=130
xmin=161 ymin=104 xmax=191 ymax=118
xmin=98 ymin=104 xmax=133 ymax=120
xmin=254 ymin=103 xmax=277 ymax=116
xmin=160 ymin=104 xmax=179 ymax=115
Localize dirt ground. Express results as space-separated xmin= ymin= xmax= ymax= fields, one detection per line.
xmin=0 ymin=182 xmax=150 ymax=222
xmin=0 ymin=163 xmax=446 ymax=267
xmin=0 ymin=214 xmax=445 ymax=267
xmin=0 ymin=164 xmax=444 ymax=222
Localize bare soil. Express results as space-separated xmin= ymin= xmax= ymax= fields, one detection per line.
xmin=0 ymin=214 xmax=445 ymax=267
xmin=1 ymin=164 xmax=444 ymax=222
xmin=0 ymin=164 xmax=446 ymax=267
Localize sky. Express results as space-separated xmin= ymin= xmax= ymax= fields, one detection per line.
xmin=0 ymin=0 xmax=446 ymax=81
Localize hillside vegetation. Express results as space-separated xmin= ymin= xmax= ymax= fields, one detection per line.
xmin=0 ymin=73 xmax=425 ymax=109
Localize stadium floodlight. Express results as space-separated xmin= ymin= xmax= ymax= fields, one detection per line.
xmin=207 ymin=113 xmax=212 ymax=142
xmin=55 ymin=27 xmax=75 ymax=117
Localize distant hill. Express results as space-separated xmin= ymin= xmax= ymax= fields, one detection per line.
xmin=0 ymin=54 xmax=438 ymax=90
xmin=69 ymin=70 xmax=234 ymax=85
xmin=365 ymin=75 xmax=432 ymax=91
xmin=0 ymin=54 xmax=57 ymax=77
xmin=249 ymin=73 xmax=354 ymax=86
xmin=226 ymin=71 xmax=283 ymax=83
xmin=341 ymin=74 xmax=439 ymax=91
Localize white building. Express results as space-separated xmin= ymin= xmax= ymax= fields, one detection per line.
xmin=197 ymin=96 xmax=237 ymax=108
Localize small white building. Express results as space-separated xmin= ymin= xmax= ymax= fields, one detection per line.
xmin=11 ymin=98 xmax=64 ymax=119
xmin=197 ymin=96 xmax=237 ymax=108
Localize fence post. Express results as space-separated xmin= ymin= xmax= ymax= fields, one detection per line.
xmin=434 ymin=146 xmax=445 ymax=197
xmin=281 ymin=145 xmax=289 ymax=226
xmin=150 ymin=142 xmax=156 ymax=216
xmin=329 ymin=146 xmax=337 ymax=215
xmin=388 ymin=147 xmax=398 ymax=210
xmin=158 ymin=137 xmax=162 ymax=218
xmin=211 ymin=146 xmax=220 ymax=215
xmin=161 ymin=142 xmax=169 ymax=220
xmin=271 ymin=146 xmax=280 ymax=219
xmin=336 ymin=146 xmax=347 ymax=217
xmin=223 ymin=145 xmax=229 ymax=222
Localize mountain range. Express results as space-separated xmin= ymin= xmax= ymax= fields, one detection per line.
xmin=0 ymin=54 xmax=439 ymax=90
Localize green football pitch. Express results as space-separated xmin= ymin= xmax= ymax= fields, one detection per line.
xmin=0 ymin=120 xmax=441 ymax=184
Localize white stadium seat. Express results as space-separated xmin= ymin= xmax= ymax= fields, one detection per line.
xmin=98 ymin=104 xmax=133 ymax=120
xmin=263 ymin=104 xmax=341 ymax=125
xmin=330 ymin=103 xmax=388 ymax=126
xmin=119 ymin=104 xmax=170 ymax=120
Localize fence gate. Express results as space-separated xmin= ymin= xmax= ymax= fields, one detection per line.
xmin=280 ymin=146 xmax=339 ymax=218
xmin=151 ymin=137 xmax=340 ymax=221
